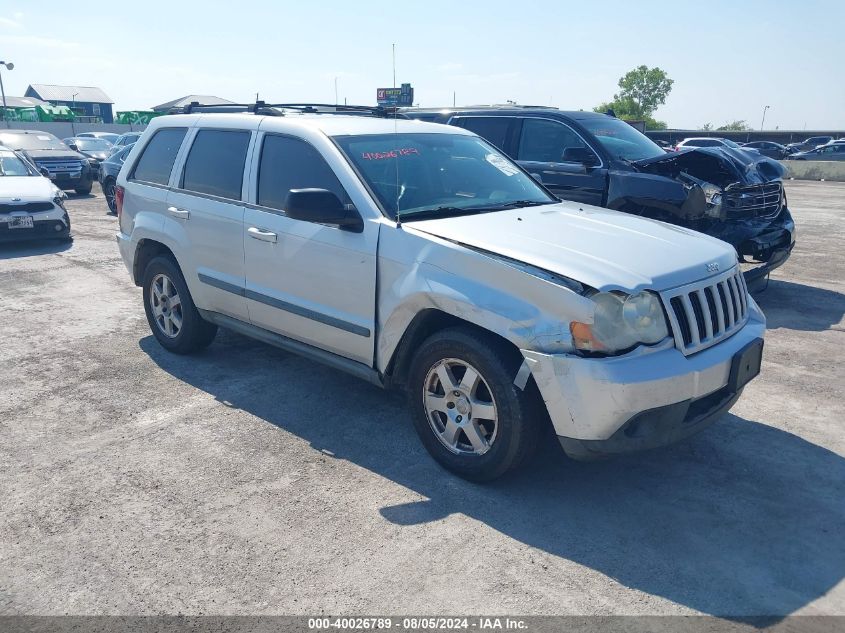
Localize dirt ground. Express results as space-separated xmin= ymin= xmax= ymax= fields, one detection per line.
xmin=0 ymin=181 xmax=843 ymax=617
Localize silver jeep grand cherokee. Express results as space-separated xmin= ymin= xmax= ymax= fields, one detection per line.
xmin=115 ymin=109 xmax=765 ymax=481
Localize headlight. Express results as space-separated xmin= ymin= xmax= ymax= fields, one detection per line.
xmin=53 ymin=189 xmax=68 ymax=209
xmin=570 ymin=290 xmax=669 ymax=354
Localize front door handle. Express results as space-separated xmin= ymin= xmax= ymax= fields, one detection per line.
xmin=247 ymin=226 xmax=278 ymax=243
xmin=167 ymin=206 xmax=190 ymax=219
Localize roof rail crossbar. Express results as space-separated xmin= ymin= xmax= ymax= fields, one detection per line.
xmin=173 ymin=101 xmax=403 ymax=118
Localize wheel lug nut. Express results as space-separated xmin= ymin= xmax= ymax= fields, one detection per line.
xmin=447 ymin=402 xmax=455 ymax=409
xmin=456 ymin=415 xmax=462 ymax=422
xmin=454 ymin=391 xmax=461 ymax=396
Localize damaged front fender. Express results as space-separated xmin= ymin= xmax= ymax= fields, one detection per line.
xmin=376 ymin=225 xmax=596 ymax=374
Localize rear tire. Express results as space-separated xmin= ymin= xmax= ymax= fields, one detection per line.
xmin=142 ymin=256 xmax=217 ymax=354
xmin=407 ymin=326 xmax=542 ymax=482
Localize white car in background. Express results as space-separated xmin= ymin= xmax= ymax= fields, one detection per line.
xmin=675 ymin=137 xmax=759 ymax=153
xmin=0 ymin=148 xmax=71 ymax=243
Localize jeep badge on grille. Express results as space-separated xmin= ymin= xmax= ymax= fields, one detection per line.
xmin=707 ymin=262 xmax=720 ymax=273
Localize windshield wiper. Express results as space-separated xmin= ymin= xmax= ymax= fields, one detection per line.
xmin=399 ymin=206 xmax=491 ymax=221
xmin=400 ymin=200 xmax=553 ymax=222
xmin=476 ymin=200 xmax=555 ymax=210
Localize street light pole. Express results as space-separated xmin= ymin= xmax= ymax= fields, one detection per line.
xmin=761 ymin=105 xmax=770 ymax=131
xmin=0 ymin=60 xmax=14 ymax=128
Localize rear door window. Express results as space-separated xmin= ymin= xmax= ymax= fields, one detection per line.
xmin=180 ymin=129 xmax=251 ymax=200
xmin=257 ymin=135 xmax=347 ymax=211
xmin=131 ymin=128 xmax=187 ymax=186
xmin=453 ymin=117 xmax=512 ymax=151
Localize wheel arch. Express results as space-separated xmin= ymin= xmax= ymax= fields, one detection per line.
xmin=385 ymin=308 xmax=524 ymax=390
xmin=133 ymin=239 xmax=179 ymax=287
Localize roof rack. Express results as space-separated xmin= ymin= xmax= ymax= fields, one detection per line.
xmin=170 ymin=101 xmax=405 ymax=118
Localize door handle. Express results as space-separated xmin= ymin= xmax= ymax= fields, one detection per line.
xmin=167 ymin=206 xmax=190 ymax=219
xmin=247 ymin=226 xmax=278 ymax=243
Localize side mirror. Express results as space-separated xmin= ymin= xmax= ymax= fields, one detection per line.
xmin=40 ymin=168 xmax=50 ymax=178
xmin=562 ymin=146 xmax=600 ymax=167
xmin=285 ymin=189 xmax=363 ymax=232
xmin=68 ymin=144 xmax=79 ymax=151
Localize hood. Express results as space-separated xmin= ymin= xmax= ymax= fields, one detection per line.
xmin=407 ymin=201 xmax=737 ymax=292
xmin=22 ymin=148 xmax=87 ymax=161
xmin=634 ymin=146 xmax=785 ymax=187
xmin=0 ymin=176 xmax=60 ymax=202
xmin=80 ymin=151 xmax=109 ymax=160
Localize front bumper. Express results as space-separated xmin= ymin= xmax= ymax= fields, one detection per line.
xmin=522 ymin=300 xmax=766 ymax=458
xmin=0 ymin=211 xmax=71 ymax=243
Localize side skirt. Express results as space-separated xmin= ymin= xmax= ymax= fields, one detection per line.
xmin=198 ymin=309 xmax=385 ymax=389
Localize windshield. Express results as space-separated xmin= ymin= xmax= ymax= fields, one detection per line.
xmin=0 ymin=151 xmax=36 ymax=176
xmin=578 ymin=117 xmax=665 ymax=161
xmin=334 ymin=133 xmax=555 ymax=220
xmin=0 ymin=132 xmax=68 ymax=151
xmin=723 ymin=139 xmax=741 ymax=149
xmin=73 ymin=138 xmax=112 ymax=151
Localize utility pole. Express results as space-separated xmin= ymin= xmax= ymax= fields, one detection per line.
xmin=334 ymin=77 xmax=338 ymax=105
xmin=760 ymin=105 xmax=770 ymax=131
xmin=0 ymin=61 xmax=14 ymax=128
xmin=392 ymin=43 xmax=396 ymax=88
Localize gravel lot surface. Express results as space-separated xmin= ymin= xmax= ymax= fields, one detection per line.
xmin=1 ymin=181 xmax=843 ymax=617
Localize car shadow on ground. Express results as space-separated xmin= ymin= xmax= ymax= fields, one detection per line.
xmin=0 ymin=239 xmax=72 ymax=260
xmin=65 ymin=192 xmax=96 ymax=200
xmin=140 ymin=330 xmax=845 ymax=620
xmin=755 ymin=278 xmax=845 ymax=332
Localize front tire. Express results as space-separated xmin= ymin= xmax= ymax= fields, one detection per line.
xmin=407 ymin=326 xmax=542 ymax=482
xmin=75 ymin=185 xmax=92 ymax=195
xmin=142 ymin=256 xmax=217 ymax=354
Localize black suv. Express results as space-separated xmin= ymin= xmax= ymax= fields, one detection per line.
xmin=402 ymin=107 xmax=795 ymax=284
xmin=0 ymin=130 xmax=94 ymax=195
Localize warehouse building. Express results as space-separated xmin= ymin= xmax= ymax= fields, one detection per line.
xmin=24 ymin=84 xmax=115 ymax=123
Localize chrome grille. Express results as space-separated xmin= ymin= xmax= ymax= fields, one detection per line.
xmin=722 ymin=182 xmax=782 ymax=219
xmin=662 ymin=267 xmax=749 ymax=356
xmin=34 ymin=159 xmax=84 ymax=175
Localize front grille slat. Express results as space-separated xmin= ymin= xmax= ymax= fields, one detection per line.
xmin=721 ymin=280 xmax=735 ymax=327
xmin=679 ymin=294 xmax=701 ymax=347
xmin=663 ymin=267 xmax=750 ymax=356
xmin=696 ymin=289 xmax=714 ymax=341
xmin=728 ymin=277 xmax=741 ymax=324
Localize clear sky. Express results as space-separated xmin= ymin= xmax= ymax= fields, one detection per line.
xmin=1 ymin=0 xmax=843 ymax=130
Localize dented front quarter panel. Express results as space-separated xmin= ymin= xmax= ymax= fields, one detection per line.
xmin=376 ymin=224 xmax=596 ymax=373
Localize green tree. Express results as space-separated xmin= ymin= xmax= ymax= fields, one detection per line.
xmin=615 ymin=65 xmax=674 ymax=118
xmin=593 ymin=65 xmax=673 ymax=130
xmin=717 ymin=120 xmax=752 ymax=131
xmin=701 ymin=123 xmax=714 ymax=131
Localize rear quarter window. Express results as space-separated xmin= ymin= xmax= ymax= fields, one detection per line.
xmin=130 ymin=128 xmax=187 ymax=186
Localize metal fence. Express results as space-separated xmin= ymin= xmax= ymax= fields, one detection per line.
xmin=0 ymin=121 xmax=147 ymax=137
xmin=645 ymin=129 xmax=845 ymax=145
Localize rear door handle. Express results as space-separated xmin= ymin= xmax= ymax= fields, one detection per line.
xmin=247 ymin=226 xmax=278 ymax=243
xmin=167 ymin=206 xmax=190 ymax=219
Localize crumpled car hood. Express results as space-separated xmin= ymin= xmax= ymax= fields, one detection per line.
xmin=406 ymin=201 xmax=737 ymax=293
xmin=634 ymin=146 xmax=786 ymax=186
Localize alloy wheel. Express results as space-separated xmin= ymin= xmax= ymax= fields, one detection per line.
xmin=423 ymin=358 xmax=498 ymax=456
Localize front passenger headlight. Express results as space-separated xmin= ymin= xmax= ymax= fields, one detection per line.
xmin=570 ymin=291 xmax=669 ymax=354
